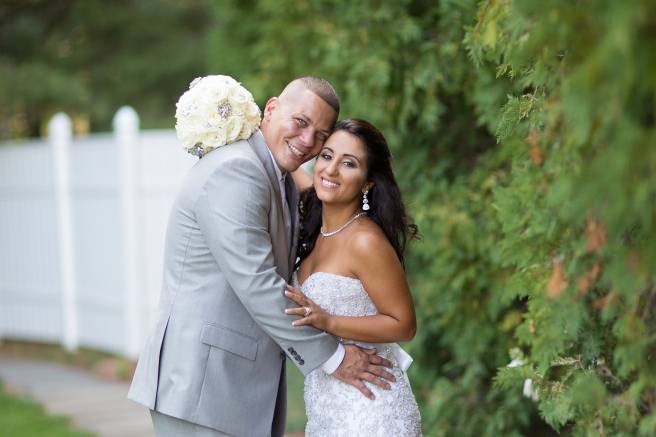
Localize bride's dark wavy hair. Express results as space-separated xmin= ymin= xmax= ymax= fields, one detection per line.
xmin=297 ymin=118 xmax=419 ymax=268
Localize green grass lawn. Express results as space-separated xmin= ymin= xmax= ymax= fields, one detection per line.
xmin=285 ymin=360 xmax=307 ymax=433
xmin=0 ymin=383 xmax=94 ymax=437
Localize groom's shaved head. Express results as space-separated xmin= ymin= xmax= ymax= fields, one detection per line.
xmin=280 ymin=77 xmax=340 ymax=115
xmin=261 ymin=76 xmax=339 ymax=172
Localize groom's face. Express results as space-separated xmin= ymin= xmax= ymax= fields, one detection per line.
xmin=262 ymin=88 xmax=336 ymax=172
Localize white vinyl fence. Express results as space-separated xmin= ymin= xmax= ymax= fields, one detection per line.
xmin=0 ymin=108 xmax=196 ymax=358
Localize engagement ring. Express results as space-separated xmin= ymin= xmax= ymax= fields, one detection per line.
xmin=304 ymin=306 xmax=312 ymax=317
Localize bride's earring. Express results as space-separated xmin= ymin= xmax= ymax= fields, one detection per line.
xmin=362 ymin=190 xmax=370 ymax=211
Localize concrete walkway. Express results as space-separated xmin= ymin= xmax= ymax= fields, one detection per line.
xmin=0 ymin=357 xmax=154 ymax=437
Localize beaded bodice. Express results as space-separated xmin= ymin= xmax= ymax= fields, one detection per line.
xmin=296 ymin=271 xmax=377 ymax=317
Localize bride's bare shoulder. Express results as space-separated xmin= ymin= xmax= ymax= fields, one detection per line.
xmin=344 ymin=219 xmax=403 ymax=280
xmin=347 ymin=219 xmax=394 ymax=257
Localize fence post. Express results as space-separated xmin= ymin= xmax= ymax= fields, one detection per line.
xmin=50 ymin=113 xmax=78 ymax=351
xmin=114 ymin=106 xmax=142 ymax=359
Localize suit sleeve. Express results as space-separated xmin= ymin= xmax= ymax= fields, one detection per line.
xmin=195 ymin=156 xmax=338 ymax=375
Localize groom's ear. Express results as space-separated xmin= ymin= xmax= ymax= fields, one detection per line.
xmin=263 ymin=97 xmax=279 ymax=121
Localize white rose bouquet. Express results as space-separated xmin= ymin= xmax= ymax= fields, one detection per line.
xmin=175 ymin=75 xmax=261 ymax=158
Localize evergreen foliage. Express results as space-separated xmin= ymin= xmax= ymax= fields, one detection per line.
xmin=468 ymin=1 xmax=656 ymax=435
xmin=210 ymin=1 xmax=655 ymax=434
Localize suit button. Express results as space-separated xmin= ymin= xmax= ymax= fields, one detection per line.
xmin=299 ymin=359 xmax=305 ymax=365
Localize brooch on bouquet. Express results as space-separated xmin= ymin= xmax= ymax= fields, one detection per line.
xmin=175 ymin=75 xmax=261 ymax=158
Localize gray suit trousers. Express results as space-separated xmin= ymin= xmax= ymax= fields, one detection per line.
xmin=151 ymin=410 xmax=231 ymax=436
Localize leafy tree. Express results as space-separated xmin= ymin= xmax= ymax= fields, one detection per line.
xmin=468 ymin=1 xmax=656 ymax=434
xmin=0 ymin=0 xmax=214 ymax=139
xmin=208 ymin=0 xmax=655 ymax=435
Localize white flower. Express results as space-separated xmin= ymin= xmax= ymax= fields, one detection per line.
xmin=225 ymin=116 xmax=243 ymax=139
xmin=189 ymin=77 xmax=202 ymax=89
xmin=175 ymin=75 xmax=261 ymax=158
xmin=507 ymin=358 xmax=525 ymax=368
xmin=522 ymin=378 xmax=540 ymax=401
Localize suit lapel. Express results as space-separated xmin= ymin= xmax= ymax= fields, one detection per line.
xmin=248 ymin=130 xmax=283 ymax=205
xmin=247 ymin=130 xmax=292 ymax=275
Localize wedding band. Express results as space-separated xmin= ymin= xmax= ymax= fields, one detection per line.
xmin=304 ymin=306 xmax=312 ymax=317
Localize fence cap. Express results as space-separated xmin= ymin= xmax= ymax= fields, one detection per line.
xmin=113 ymin=106 xmax=139 ymax=132
xmin=48 ymin=113 xmax=72 ymax=140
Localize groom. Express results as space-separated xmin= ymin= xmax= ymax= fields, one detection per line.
xmin=128 ymin=77 xmax=394 ymax=436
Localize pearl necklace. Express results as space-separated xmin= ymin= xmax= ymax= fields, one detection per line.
xmin=320 ymin=212 xmax=367 ymax=237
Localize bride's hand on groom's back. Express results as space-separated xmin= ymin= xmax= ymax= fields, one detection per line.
xmin=332 ymin=345 xmax=395 ymax=400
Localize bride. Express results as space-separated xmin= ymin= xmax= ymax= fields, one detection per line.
xmin=285 ymin=118 xmax=422 ymax=436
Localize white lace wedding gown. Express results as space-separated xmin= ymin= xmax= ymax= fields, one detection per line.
xmin=294 ymin=271 xmax=423 ymax=437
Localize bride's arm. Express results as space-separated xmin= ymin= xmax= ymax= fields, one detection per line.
xmin=285 ymin=230 xmax=416 ymax=343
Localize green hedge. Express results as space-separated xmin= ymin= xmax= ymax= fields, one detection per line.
xmin=210 ymin=0 xmax=655 ymax=435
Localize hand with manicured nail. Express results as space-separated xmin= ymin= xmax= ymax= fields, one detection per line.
xmin=285 ymin=284 xmax=331 ymax=331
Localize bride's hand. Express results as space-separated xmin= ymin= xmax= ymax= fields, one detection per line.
xmin=284 ymin=284 xmax=331 ymax=332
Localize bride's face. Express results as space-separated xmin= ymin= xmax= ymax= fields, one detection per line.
xmin=313 ymin=130 xmax=370 ymax=207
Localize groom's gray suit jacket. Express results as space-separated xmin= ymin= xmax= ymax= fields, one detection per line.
xmin=128 ymin=131 xmax=338 ymax=436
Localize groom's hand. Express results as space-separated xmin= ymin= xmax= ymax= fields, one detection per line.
xmin=332 ymin=344 xmax=395 ymax=400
